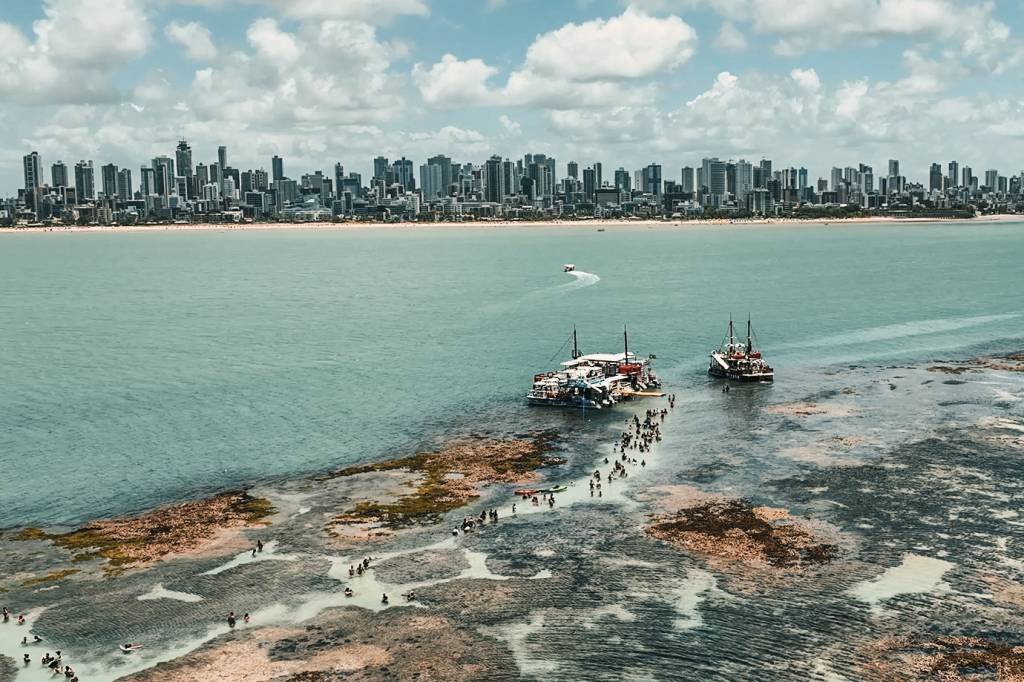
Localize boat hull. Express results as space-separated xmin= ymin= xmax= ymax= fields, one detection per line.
xmin=526 ymin=395 xmax=601 ymax=409
xmin=708 ymin=366 xmax=774 ymax=382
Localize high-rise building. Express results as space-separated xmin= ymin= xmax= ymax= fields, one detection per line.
xmin=140 ymin=166 xmax=156 ymax=196
xmin=947 ymin=161 xmax=959 ymax=189
xmin=176 ymin=140 xmax=193 ymax=179
xmin=798 ymin=167 xmax=808 ymax=190
xmin=735 ymin=160 xmax=753 ymax=203
xmin=642 ymin=163 xmax=663 ymax=197
xmin=888 ymin=159 xmax=900 ymax=178
xmin=583 ymin=167 xmax=596 ymax=200
xmin=701 ymin=158 xmax=724 ymax=200
xmin=759 ymin=158 xmax=772 ymax=182
xmin=593 ymin=162 xmax=603 ymax=189
xmin=680 ymin=167 xmax=694 ymax=193
xmin=984 ymin=169 xmax=999 ymax=191
xmin=929 ymin=163 xmax=943 ymax=192
xmin=501 ymin=160 xmax=516 ymax=198
xmin=152 ymin=156 xmax=175 ymax=197
xmin=217 ymin=146 xmax=227 ymax=191
xmin=373 ymin=156 xmax=390 ymax=181
xmin=101 ymin=163 xmax=118 ymax=199
xmin=859 ymin=164 xmax=874 ymax=193
xmin=483 ymin=155 xmax=503 ymax=203
xmin=426 ymin=155 xmax=453 ymax=195
xmin=51 ymin=161 xmax=68 ymax=188
xmin=830 ymin=167 xmax=843 ymax=192
xmin=74 ymin=160 xmax=95 ymax=200
xmin=419 ymin=163 xmax=442 ymax=200
xmin=23 ymin=151 xmax=42 ymax=191
xmin=272 ymin=156 xmax=284 ymax=183
xmin=962 ymin=166 xmax=973 ymax=189
xmin=333 ymin=163 xmax=344 ymax=199
xmin=567 ymin=161 xmax=579 ymax=180
xmin=116 ymin=168 xmax=133 ymax=202
xmin=392 ymin=157 xmax=415 ymax=192
xmin=614 ymin=168 xmax=631 ymax=192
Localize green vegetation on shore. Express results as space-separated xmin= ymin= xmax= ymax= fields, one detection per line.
xmin=21 ymin=569 xmax=79 ymax=587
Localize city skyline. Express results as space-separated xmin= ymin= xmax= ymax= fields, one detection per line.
xmin=1 ymin=0 xmax=1024 ymax=194
xmin=11 ymin=139 xmax=1017 ymax=225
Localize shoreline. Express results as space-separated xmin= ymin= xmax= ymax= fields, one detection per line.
xmin=1 ymin=213 xmax=1020 ymax=234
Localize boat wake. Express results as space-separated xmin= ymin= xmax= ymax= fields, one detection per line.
xmin=558 ymin=270 xmax=600 ymax=291
xmin=783 ymin=313 xmax=1021 ymax=350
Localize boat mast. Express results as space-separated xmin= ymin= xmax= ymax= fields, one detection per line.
xmin=746 ymin=314 xmax=752 ymax=355
xmin=572 ymin=326 xmax=581 ymax=359
xmin=728 ymin=314 xmax=734 ymax=349
xmin=623 ymin=325 xmax=629 ymax=360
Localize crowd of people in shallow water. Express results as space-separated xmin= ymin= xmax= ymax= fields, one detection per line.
xmin=1 ymin=395 xmax=678 ymax=675
xmin=2 ymin=607 xmax=81 ymax=680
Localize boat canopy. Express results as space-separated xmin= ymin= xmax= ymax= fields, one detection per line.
xmin=561 ymin=352 xmax=637 ymax=368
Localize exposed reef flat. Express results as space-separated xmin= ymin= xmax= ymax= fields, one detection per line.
xmin=15 ymin=491 xmax=275 ymax=573
xmin=929 ymin=351 xmax=1024 ymax=375
xmin=120 ymin=607 xmax=517 ymax=682
xmin=862 ymin=635 xmax=1024 ymax=681
xmin=646 ymin=499 xmax=839 ymax=568
xmin=327 ymin=436 xmax=563 ymax=531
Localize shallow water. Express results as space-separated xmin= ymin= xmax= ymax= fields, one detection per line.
xmin=1 ymin=222 xmax=1023 ymax=680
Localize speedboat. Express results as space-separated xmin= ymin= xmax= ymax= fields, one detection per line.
xmin=563 ymin=264 xmax=575 ymax=272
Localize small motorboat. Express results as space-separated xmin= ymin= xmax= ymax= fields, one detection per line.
xmin=120 ymin=643 xmax=144 ymax=653
xmin=563 ymin=264 xmax=575 ymax=272
xmin=539 ymin=485 xmax=568 ymax=494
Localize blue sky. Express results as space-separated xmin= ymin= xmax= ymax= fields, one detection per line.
xmin=2 ymin=0 xmax=1023 ymax=193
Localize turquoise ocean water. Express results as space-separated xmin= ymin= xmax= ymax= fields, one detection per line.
xmin=0 ymin=222 xmax=1022 ymax=529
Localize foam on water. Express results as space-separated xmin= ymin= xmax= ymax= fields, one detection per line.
xmin=848 ymin=553 xmax=954 ymax=613
xmin=137 ymin=585 xmax=204 ymax=603
xmin=558 ymin=269 xmax=601 ymax=291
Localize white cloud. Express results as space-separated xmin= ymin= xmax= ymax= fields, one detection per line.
xmin=179 ymin=0 xmax=428 ymax=24
xmin=165 ymin=20 xmax=218 ymax=61
xmin=498 ymin=114 xmax=522 ymax=136
xmin=413 ymin=8 xmax=696 ymax=109
xmin=714 ymin=21 xmax=747 ymax=51
xmin=0 ymin=0 xmax=151 ymax=105
xmin=524 ymin=7 xmax=697 ymax=81
xmin=412 ymin=54 xmax=499 ymax=106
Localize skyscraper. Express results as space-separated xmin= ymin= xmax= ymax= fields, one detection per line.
xmin=116 ymin=168 xmax=133 ymax=202
xmin=74 ymin=160 xmax=95 ymax=200
xmin=947 ymin=161 xmax=959 ymax=189
xmin=101 ymin=163 xmax=119 ymax=198
xmin=419 ymin=163 xmax=442 ymax=200
xmin=23 ymin=151 xmax=42 ymax=191
xmin=392 ymin=158 xmax=415 ymax=192
xmin=140 ymin=166 xmax=155 ymax=196
xmin=593 ymin=162 xmax=603 ymax=189
xmin=51 ymin=161 xmax=68 ymax=188
xmin=984 ymin=169 xmax=999 ymax=191
xmin=735 ymin=160 xmax=753 ymax=203
xmin=567 ymin=161 xmax=579 ymax=180
xmin=680 ymin=167 xmax=694 ymax=193
xmin=427 ymin=155 xmax=453 ymax=195
xmin=614 ymin=168 xmax=631 ymax=192
xmin=152 ymin=156 xmax=175 ymax=197
xmin=701 ymin=158 xmax=724 ymax=200
xmin=373 ymin=156 xmax=390 ymax=181
xmin=582 ymin=167 xmax=596 ymax=200
xmin=272 ymin=156 xmax=284 ymax=183
xmin=929 ymin=163 xmax=943 ymax=192
xmin=333 ymin=163 xmax=344 ymax=199
xmin=642 ymin=163 xmax=663 ymax=197
xmin=176 ymin=140 xmax=193 ymax=178
xmin=483 ymin=155 xmax=503 ymax=203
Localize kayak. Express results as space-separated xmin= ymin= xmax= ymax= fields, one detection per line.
xmin=119 ymin=644 xmax=144 ymax=653
xmin=540 ymin=486 xmax=567 ymax=494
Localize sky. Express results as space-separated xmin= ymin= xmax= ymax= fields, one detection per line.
xmin=2 ymin=0 xmax=1024 ymax=193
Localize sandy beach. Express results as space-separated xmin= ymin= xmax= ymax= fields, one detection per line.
xmin=1 ymin=213 xmax=1020 ymax=234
